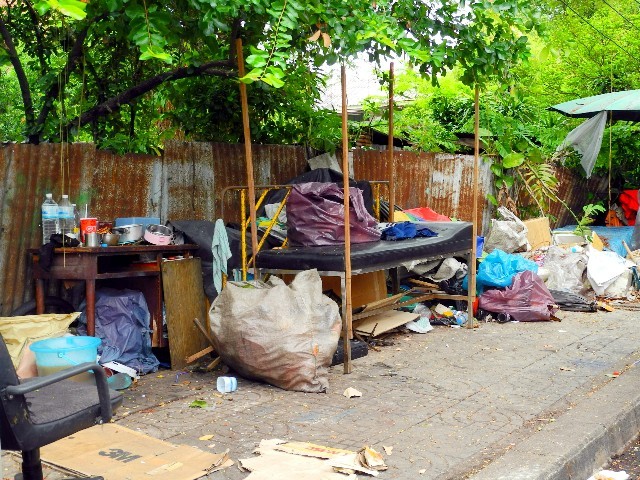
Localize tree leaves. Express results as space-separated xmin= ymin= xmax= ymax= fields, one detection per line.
xmin=35 ymin=0 xmax=88 ymax=20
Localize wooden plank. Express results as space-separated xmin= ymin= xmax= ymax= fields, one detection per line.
xmin=185 ymin=346 xmax=214 ymax=364
xmin=161 ymin=258 xmax=209 ymax=369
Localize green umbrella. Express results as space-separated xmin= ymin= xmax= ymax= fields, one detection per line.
xmin=549 ymin=89 xmax=640 ymax=122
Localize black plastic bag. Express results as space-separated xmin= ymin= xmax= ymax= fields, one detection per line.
xmin=287 ymin=182 xmax=381 ymax=246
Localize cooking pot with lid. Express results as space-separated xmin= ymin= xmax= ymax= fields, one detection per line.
xmin=112 ymin=224 xmax=143 ymax=243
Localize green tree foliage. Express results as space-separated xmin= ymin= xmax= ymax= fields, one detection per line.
xmin=0 ymin=0 xmax=542 ymax=152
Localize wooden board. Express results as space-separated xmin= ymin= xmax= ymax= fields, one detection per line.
xmin=161 ymin=258 xmax=209 ymax=369
xmin=352 ymin=310 xmax=419 ymax=337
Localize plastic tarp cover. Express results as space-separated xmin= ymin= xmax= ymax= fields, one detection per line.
xmin=287 ymin=182 xmax=381 ymax=246
xmin=209 ymin=269 xmax=341 ymax=392
xmin=479 ymin=270 xmax=557 ymax=321
xmin=78 ymin=288 xmax=159 ymax=374
xmin=557 ymin=111 xmax=608 ymax=179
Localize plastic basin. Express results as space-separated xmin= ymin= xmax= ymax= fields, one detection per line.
xmin=30 ymin=336 xmax=101 ymax=382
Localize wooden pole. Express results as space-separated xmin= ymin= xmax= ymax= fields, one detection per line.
xmin=387 ymin=62 xmax=395 ymax=222
xmin=236 ymin=38 xmax=259 ymax=277
xmin=341 ymin=64 xmax=353 ymax=374
xmin=468 ymin=84 xmax=480 ymax=329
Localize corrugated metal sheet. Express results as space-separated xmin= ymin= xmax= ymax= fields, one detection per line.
xmin=0 ymin=141 xmax=606 ymax=316
xmin=353 ymin=149 xmax=493 ymax=229
xmin=0 ymin=142 xmax=308 ymax=315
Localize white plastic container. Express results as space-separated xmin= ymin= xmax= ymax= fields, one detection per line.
xmin=216 ymin=376 xmax=237 ymax=393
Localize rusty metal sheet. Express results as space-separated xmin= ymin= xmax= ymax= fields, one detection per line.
xmin=353 ymin=149 xmax=493 ymax=229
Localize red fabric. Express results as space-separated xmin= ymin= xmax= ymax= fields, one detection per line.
xmin=619 ymin=189 xmax=638 ymax=226
xmin=404 ymin=207 xmax=451 ymax=222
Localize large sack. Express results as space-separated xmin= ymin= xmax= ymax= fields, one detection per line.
xmin=209 ymin=269 xmax=341 ymax=392
xmin=286 ymin=182 xmax=381 ymax=246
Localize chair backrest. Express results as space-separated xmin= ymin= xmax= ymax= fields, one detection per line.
xmin=0 ymin=333 xmax=33 ymax=450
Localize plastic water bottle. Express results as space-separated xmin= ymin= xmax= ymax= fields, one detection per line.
xmin=58 ymin=194 xmax=75 ymax=237
xmin=41 ymin=193 xmax=59 ymax=244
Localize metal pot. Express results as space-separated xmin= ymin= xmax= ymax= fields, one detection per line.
xmin=101 ymin=232 xmax=121 ymax=246
xmin=144 ymin=224 xmax=173 ymax=245
xmin=112 ymin=224 xmax=143 ymax=243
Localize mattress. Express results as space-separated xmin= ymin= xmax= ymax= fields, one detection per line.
xmin=256 ymin=221 xmax=473 ymax=272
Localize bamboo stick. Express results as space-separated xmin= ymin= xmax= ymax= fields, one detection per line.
xmin=236 ymin=38 xmax=259 ymax=277
xmin=341 ymin=65 xmax=353 ymax=374
xmin=467 ymin=85 xmax=480 ymax=329
xmin=387 ymin=62 xmax=395 ymax=222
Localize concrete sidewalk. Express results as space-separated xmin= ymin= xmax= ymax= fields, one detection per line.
xmin=4 ymin=308 xmax=640 ymax=479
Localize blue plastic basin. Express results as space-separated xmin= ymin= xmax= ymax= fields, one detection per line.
xmin=30 ymin=336 xmax=101 ymax=380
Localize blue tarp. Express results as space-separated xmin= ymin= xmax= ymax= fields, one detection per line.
xmin=553 ymin=225 xmax=633 ymax=258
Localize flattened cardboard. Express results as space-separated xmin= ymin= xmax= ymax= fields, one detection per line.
xmin=41 ymin=424 xmax=232 ymax=480
xmin=523 ymin=217 xmax=551 ymax=250
xmin=352 ymin=310 xmax=418 ymax=337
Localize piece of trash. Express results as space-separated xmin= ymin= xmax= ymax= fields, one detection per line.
xmin=189 ymin=399 xmax=208 ymax=408
xmin=199 ymin=434 xmax=214 ymax=441
xmin=217 ymin=376 xmax=238 ymax=393
xmin=107 ymin=372 xmax=132 ymax=390
xmin=343 ymin=387 xmax=362 ymax=398
xmin=419 ymin=469 xmax=426 ymax=474
xmin=358 ymin=446 xmax=387 ymax=471
xmin=274 ymin=441 xmax=353 ymax=459
xmin=383 ymin=445 xmax=393 ymax=455
xmin=328 ymin=453 xmax=380 ymax=476
xmin=559 ymin=367 xmax=575 ymax=372
xmin=588 ymin=470 xmax=630 ymax=480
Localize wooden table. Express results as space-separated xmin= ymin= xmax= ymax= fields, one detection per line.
xmin=29 ymin=244 xmax=199 ymax=347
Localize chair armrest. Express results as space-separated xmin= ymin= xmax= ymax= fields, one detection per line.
xmin=5 ymin=362 xmax=113 ymax=422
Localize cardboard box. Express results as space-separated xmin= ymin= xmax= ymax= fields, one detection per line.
xmin=523 ymin=217 xmax=552 ymax=250
xmin=283 ymin=270 xmax=387 ymax=308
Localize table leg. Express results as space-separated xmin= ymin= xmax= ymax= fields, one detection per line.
xmin=85 ymin=280 xmax=96 ymax=336
xmin=341 ymin=273 xmax=352 ymax=374
xmin=35 ymin=279 xmax=45 ymax=314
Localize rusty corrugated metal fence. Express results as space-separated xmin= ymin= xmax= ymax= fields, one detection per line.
xmin=0 ymin=141 xmax=601 ymax=315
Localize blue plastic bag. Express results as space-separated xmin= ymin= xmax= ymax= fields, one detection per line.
xmin=464 ymin=249 xmax=538 ymax=294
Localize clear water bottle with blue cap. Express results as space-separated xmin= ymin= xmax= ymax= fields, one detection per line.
xmin=41 ymin=193 xmax=59 ymax=244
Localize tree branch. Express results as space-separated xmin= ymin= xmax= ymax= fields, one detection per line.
xmin=34 ymin=21 xmax=93 ymax=138
xmin=23 ymin=0 xmax=48 ymax=75
xmin=0 ymin=13 xmax=36 ymax=142
xmin=65 ymin=60 xmax=235 ymax=134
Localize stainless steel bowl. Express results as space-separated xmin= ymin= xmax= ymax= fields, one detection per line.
xmin=101 ymin=232 xmax=120 ymax=246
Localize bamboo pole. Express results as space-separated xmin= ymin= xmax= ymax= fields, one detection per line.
xmin=387 ymin=62 xmax=395 ymax=222
xmin=236 ymin=38 xmax=259 ymax=277
xmin=341 ymin=65 xmax=353 ymax=374
xmin=467 ymin=84 xmax=480 ymax=329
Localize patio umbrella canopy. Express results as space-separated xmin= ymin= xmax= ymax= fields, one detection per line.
xmin=549 ymin=89 xmax=640 ymax=122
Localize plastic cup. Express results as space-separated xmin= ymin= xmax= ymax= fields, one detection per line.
xmin=80 ymin=217 xmax=97 ymax=243
xmin=216 ymin=376 xmax=237 ymax=393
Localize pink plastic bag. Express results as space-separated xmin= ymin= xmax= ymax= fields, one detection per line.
xmin=478 ymin=270 xmax=557 ymax=321
xmin=287 ymin=182 xmax=381 ymax=246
